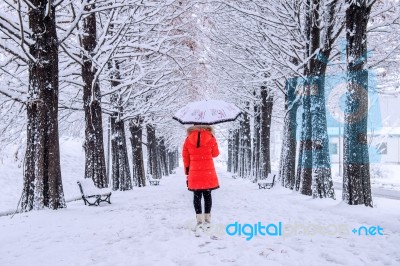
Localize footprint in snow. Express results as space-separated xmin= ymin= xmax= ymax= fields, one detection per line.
xmin=198 ymin=241 xmax=211 ymax=247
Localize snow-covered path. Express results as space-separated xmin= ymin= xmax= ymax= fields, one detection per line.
xmin=1 ymin=168 xmax=399 ymax=266
xmin=333 ymin=181 xmax=400 ymax=200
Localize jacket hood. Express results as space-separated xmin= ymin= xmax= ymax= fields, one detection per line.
xmin=186 ymin=125 xmax=215 ymax=136
xmin=186 ymin=125 xmax=215 ymax=147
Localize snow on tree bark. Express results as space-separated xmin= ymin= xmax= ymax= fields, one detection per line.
xmin=21 ymin=0 xmax=66 ymax=211
xmin=343 ymin=0 xmax=373 ymax=207
xmin=231 ymin=109 xmax=251 ymax=179
xmin=158 ymin=137 xmax=169 ymax=177
xmin=110 ymin=61 xmax=131 ymax=191
xmin=233 ymin=128 xmax=240 ymax=174
xmin=279 ymin=79 xmax=299 ymax=190
xmin=297 ymin=0 xmax=336 ymax=199
xmin=297 ymin=0 xmax=318 ymax=197
xmin=260 ymin=86 xmax=273 ymax=179
xmin=129 ymin=118 xmax=146 ymax=187
xmin=252 ymin=95 xmax=261 ymax=181
xmin=111 ymin=113 xmax=132 ymax=191
xmin=241 ymin=104 xmax=252 ymax=178
xmin=227 ymin=129 xmax=233 ymax=173
xmin=81 ymin=2 xmax=107 ymax=188
xmin=310 ymin=75 xmax=335 ymax=199
xmin=147 ymin=124 xmax=161 ymax=179
xmin=168 ymin=149 xmax=179 ymax=171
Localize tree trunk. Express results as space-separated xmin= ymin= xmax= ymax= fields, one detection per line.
xmin=296 ymin=0 xmax=335 ymax=199
xmin=343 ymin=1 xmax=373 ymax=207
xmin=111 ymin=114 xmax=132 ymax=191
xmin=252 ymin=99 xmax=261 ymax=181
xmin=310 ymin=75 xmax=335 ymax=199
xmin=159 ymin=138 xmax=169 ymax=176
xmin=168 ymin=149 xmax=178 ymax=173
xmin=81 ymin=1 xmax=107 ymax=188
xmin=297 ymin=85 xmax=313 ymax=195
xmin=129 ymin=118 xmax=146 ymax=187
xmin=242 ymin=106 xmax=252 ymax=178
xmin=233 ymin=128 xmax=240 ymax=174
xmin=172 ymin=149 xmax=179 ymax=169
xmin=238 ymin=123 xmax=245 ymax=177
xmin=147 ymin=124 xmax=161 ymax=179
xmin=297 ymin=0 xmax=317 ymax=196
xmin=227 ymin=130 xmax=233 ymax=172
xmin=279 ymin=79 xmax=299 ymax=189
xmin=21 ymin=1 xmax=66 ymax=211
xmin=306 ymin=0 xmax=339 ymax=199
xmin=260 ymin=86 xmax=273 ymax=179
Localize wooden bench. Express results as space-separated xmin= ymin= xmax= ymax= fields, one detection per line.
xmin=77 ymin=180 xmax=112 ymax=206
xmin=147 ymin=174 xmax=160 ymax=186
xmin=149 ymin=179 xmax=160 ymax=186
xmin=258 ymin=174 xmax=276 ymax=189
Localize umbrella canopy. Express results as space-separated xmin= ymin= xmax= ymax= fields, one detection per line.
xmin=173 ymin=100 xmax=241 ymax=125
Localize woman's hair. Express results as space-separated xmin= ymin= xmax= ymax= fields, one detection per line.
xmin=187 ymin=125 xmax=215 ymax=136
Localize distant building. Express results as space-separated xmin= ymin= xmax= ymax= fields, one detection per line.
xmin=329 ymin=94 xmax=400 ymax=165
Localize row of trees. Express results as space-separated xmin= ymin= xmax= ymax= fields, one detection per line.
xmin=1 ymin=0 xmax=399 ymax=211
xmin=0 ymin=0 xmax=195 ymax=211
xmin=204 ymin=0 xmax=400 ymax=207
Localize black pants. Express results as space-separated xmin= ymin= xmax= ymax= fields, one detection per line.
xmin=193 ymin=190 xmax=212 ymax=214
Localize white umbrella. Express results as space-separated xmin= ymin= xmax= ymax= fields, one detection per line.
xmin=173 ymin=100 xmax=241 ymax=125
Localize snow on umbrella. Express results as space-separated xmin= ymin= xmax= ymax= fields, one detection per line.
xmin=173 ymin=100 xmax=241 ymax=125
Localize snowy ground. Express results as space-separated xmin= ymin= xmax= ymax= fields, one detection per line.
xmin=1 ymin=139 xmax=400 ymax=265
xmin=0 ymin=137 xmax=86 ymax=212
xmin=331 ymin=163 xmax=400 ymax=191
xmin=1 ymin=138 xmax=399 ymax=212
xmin=1 ymin=166 xmax=400 ymax=265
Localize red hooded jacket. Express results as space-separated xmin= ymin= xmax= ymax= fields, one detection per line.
xmin=182 ymin=126 xmax=220 ymax=191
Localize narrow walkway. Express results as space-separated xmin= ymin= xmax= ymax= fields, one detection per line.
xmin=0 ymin=167 xmax=399 ymax=265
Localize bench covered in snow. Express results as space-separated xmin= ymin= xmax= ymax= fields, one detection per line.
xmin=149 ymin=178 xmax=160 ymax=186
xmin=147 ymin=174 xmax=160 ymax=186
xmin=77 ymin=179 xmax=112 ymax=206
xmin=258 ymin=174 xmax=276 ymax=189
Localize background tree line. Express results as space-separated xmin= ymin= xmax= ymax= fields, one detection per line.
xmin=204 ymin=0 xmax=400 ymax=207
xmin=0 ymin=0 xmax=197 ymax=211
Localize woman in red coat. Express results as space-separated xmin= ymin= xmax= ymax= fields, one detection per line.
xmin=182 ymin=125 xmax=220 ymax=229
